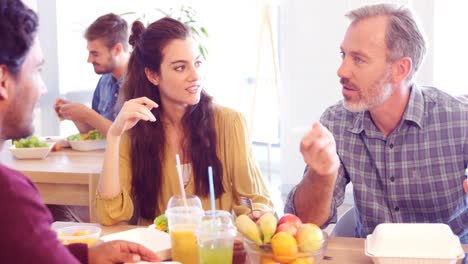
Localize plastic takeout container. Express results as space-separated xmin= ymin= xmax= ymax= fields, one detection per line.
xmin=365 ymin=223 xmax=464 ymax=264
xmin=57 ymin=225 xmax=101 ymax=247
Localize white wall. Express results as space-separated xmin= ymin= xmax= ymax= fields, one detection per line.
xmin=279 ymin=0 xmax=347 ymax=191
xmin=36 ymin=0 xmax=60 ymax=136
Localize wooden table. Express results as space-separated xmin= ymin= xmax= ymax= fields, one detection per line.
xmin=0 ymin=146 xmax=104 ymax=222
xmin=100 ymin=225 xmax=468 ymax=263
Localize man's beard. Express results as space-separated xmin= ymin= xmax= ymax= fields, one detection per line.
xmin=3 ymin=93 xmax=34 ymax=140
xmin=342 ymin=68 xmax=394 ymax=112
xmin=93 ymin=56 xmax=116 ymax=74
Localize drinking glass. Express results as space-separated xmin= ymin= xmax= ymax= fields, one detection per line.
xmin=166 ymin=194 xmax=204 ymax=264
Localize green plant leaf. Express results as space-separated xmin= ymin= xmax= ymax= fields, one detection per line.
xmin=200 ymin=46 xmax=207 ymax=60
xmin=121 ymin=5 xmax=209 ymax=57
xmin=191 ymin=26 xmax=201 ymax=38
xmin=200 ymin=27 xmax=208 ymax=37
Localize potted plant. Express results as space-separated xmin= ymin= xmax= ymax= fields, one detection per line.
xmin=121 ymin=5 xmax=209 ymax=60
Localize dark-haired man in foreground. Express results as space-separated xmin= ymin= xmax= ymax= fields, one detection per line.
xmin=0 ymin=0 xmax=159 ymax=263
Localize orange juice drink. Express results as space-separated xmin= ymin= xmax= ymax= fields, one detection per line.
xmin=166 ymin=204 xmax=204 ymax=264
xmin=170 ymin=224 xmax=199 ymax=264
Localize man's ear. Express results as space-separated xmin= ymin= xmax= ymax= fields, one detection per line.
xmin=112 ymin=42 xmax=123 ymax=56
xmin=392 ymin=56 xmax=412 ymax=84
xmin=0 ymin=65 xmax=10 ymax=100
xmin=144 ymin=67 xmax=159 ymax=86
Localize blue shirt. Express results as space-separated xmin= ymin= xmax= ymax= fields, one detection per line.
xmin=285 ymin=86 xmax=468 ymax=243
xmin=91 ymin=73 xmax=124 ymax=121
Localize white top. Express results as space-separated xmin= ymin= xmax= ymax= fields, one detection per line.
xmin=181 ymin=163 xmax=192 ymax=187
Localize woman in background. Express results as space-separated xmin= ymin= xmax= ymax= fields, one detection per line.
xmin=96 ymin=17 xmax=273 ymax=226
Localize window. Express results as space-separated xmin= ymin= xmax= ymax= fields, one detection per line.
xmin=432 ymin=1 xmax=468 ymax=96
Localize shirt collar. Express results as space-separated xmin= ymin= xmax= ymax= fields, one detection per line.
xmin=348 ymin=84 xmax=425 ymax=135
xmin=403 ymin=84 xmax=424 ymax=128
xmin=116 ymin=73 xmax=126 ymax=86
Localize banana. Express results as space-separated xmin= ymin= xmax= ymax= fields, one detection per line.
xmin=258 ymin=212 xmax=277 ymax=244
xmin=235 ymin=214 xmax=263 ymax=246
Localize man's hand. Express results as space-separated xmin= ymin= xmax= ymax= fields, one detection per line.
xmin=300 ymin=122 xmax=340 ymax=178
xmin=88 ymin=240 xmax=160 ymax=264
xmin=54 ymin=98 xmax=70 ymax=120
xmin=464 ymin=179 xmax=468 ymax=194
xmin=294 ymin=121 xmax=340 ymax=224
xmin=58 ymin=102 xmax=91 ymax=122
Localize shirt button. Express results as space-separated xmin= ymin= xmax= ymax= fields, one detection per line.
xmin=390 ymin=176 xmax=395 ymax=182
xmin=389 ymin=143 xmax=394 ymax=149
xmin=394 ymin=206 xmax=400 ymax=212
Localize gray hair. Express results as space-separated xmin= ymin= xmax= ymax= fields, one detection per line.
xmin=346 ymin=3 xmax=426 ymax=83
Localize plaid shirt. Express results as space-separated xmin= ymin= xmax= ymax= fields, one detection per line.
xmin=91 ymin=73 xmax=124 ymax=121
xmin=285 ymin=86 xmax=468 ymax=243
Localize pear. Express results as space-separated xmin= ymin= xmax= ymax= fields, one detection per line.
xmin=235 ymin=214 xmax=263 ymax=245
xmin=258 ymin=212 xmax=277 ymax=244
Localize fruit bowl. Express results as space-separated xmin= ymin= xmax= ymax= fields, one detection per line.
xmin=9 ymin=142 xmax=55 ymax=159
xmin=244 ymin=230 xmax=328 ymax=264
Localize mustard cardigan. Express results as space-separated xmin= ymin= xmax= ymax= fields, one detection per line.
xmin=96 ymin=105 xmax=273 ymax=225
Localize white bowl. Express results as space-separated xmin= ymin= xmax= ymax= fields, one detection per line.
xmin=365 ymin=223 xmax=464 ymax=264
xmin=9 ymin=142 xmax=55 ymax=159
xmin=56 ymin=225 xmax=102 ymax=247
xmin=68 ymin=139 xmax=106 ymax=151
xmin=42 ymin=136 xmax=70 ymax=147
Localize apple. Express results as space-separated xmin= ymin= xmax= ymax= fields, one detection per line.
xmin=277 ymin=213 xmax=302 ymax=229
xmin=275 ymin=222 xmax=298 ymax=236
xmin=295 ymin=223 xmax=324 ymax=252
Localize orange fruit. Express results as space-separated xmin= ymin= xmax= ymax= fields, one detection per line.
xmin=290 ymin=257 xmax=315 ymax=264
xmin=261 ymin=256 xmax=280 ymax=264
xmin=52 ymin=143 xmax=61 ymax=151
xmin=271 ymin=231 xmax=298 ymax=263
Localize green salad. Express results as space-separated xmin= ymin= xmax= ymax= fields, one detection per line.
xmin=13 ymin=135 xmax=48 ymax=148
xmin=67 ymin=130 xmax=105 ymax=141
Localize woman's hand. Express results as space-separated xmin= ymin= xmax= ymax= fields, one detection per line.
xmin=248 ymin=210 xmax=266 ymax=222
xmin=108 ymin=97 xmax=158 ymax=137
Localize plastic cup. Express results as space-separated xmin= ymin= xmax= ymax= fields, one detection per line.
xmin=195 ymin=210 xmax=237 ymax=264
xmin=166 ymin=195 xmax=204 ymax=264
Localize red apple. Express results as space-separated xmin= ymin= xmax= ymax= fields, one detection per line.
xmin=277 ymin=213 xmax=302 ymax=229
xmin=275 ymin=222 xmax=298 ymax=236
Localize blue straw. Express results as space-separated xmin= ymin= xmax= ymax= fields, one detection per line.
xmin=208 ymin=166 xmax=216 ymax=212
xmin=208 ymin=166 xmax=216 ymax=243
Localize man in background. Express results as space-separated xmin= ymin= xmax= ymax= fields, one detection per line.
xmin=285 ymin=3 xmax=467 ymax=242
xmin=0 ymin=0 xmax=159 ymax=263
xmin=55 ymin=13 xmax=130 ymax=135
